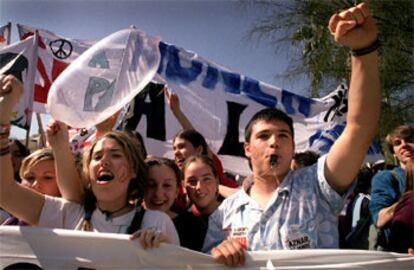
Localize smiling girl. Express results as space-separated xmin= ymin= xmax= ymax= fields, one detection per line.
xmin=2 ymin=148 xmax=60 ymax=225
xmin=144 ymin=157 xmax=207 ymax=251
xmin=182 ymin=155 xmax=222 ymax=222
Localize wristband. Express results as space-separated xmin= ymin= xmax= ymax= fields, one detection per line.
xmin=0 ymin=123 xmax=11 ymax=135
xmin=351 ymin=38 xmax=380 ymax=56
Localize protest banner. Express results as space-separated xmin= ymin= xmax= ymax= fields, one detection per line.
xmin=121 ymin=41 xmax=383 ymax=175
xmin=47 ymin=28 xmax=161 ymax=128
xmin=18 ymin=24 xmax=95 ymax=113
xmin=1 ymin=226 xmax=412 ymax=270
xmin=17 ymin=25 xmax=383 ymax=176
xmin=0 ymin=36 xmax=37 ymax=129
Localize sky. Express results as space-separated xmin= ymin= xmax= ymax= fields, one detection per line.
xmin=0 ymin=0 xmax=307 ymax=139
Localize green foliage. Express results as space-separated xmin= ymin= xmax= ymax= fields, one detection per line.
xmin=245 ymin=0 xmax=414 ymax=162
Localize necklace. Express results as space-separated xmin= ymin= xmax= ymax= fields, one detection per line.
xmin=99 ymin=204 xmax=132 ymax=221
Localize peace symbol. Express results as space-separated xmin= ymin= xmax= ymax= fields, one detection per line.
xmin=49 ymin=39 xmax=73 ymax=60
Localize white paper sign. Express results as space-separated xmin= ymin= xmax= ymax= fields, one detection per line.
xmin=1 ymin=226 xmax=412 ymax=270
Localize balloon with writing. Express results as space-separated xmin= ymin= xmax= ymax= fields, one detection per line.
xmin=47 ymin=28 xmax=160 ymax=128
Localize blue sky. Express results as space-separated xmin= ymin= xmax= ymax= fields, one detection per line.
xmin=1 ymin=0 xmax=307 ymax=139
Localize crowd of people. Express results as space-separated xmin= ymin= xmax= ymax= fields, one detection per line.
xmin=0 ymin=2 xmax=413 ymax=267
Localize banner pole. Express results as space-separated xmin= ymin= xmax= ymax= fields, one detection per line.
xmin=36 ymin=113 xmax=46 ymax=148
xmin=25 ymin=125 xmax=30 ymax=150
xmin=6 ymin=22 xmax=11 ymax=45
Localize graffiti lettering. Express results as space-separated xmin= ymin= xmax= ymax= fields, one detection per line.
xmin=323 ymin=86 xmax=348 ymax=122
xmin=83 ymin=77 xmax=116 ymax=112
xmin=309 ymin=124 xmax=345 ymax=152
xmin=88 ymin=51 xmax=109 ymax=69
xmin=218 ymin=101 xmax=247 ymax=157
xmin=158 ymin=43 xmax=326 ymax=113
xmin=122 ymin=82 xmax=166 ymax=141
xmin=281 ymin=90 xmax=313 ymax=117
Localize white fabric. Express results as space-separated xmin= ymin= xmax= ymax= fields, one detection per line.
xmin=351 ymin=193 xmax=371 ymax=229
xmin=1 ymin=226 xmax=413 ymax=269
xmin=38 ymin=195 xmax=179 ymax=245
xmin=47 ymin=28 xmax=160 ymax=128
xmin=17 ymin=24 xmax=95 ymax=113
xmin=0 ymin=22 xmax=11 ymax=48
xmin=140 ymin=42 xmax=384 ymax=175
xmin=14 ymin=24 xmax=384 ymax=176
xmin=0 ymin=36 xmax=37 ymax=129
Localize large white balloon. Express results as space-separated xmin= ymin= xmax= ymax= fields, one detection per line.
xmin=47 ymin=28 xmax=160 ymax=128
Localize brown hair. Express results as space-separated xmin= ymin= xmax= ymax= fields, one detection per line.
xmin=404 ymin=157 xmax=414 ymax=194
xmin=173 ymin=129 xmax=208 ymax=155
xmin=145 ymin=157 xmax=181 ymax=187
xmin=182 ymin=154 xmax=219 ymax=183
xmin=385 ymin=125 xmax=414 ymax=154
xmin=182 ymin=155 xmax=221 ymax=215
xmin=245 ymin=108 xmax=294 ymax=143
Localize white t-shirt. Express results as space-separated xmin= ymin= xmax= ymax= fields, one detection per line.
xmin=38 ymin=195 xmax=180 ymax=245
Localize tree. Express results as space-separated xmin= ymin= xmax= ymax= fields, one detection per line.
xmin=244 ymin=0 xmax=413 ymax=162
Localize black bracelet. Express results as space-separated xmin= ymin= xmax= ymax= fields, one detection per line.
xmin=0 ymin=146 xmax=10 ymax=156
xmin=351 ymin=38 xmax=380 ymax=56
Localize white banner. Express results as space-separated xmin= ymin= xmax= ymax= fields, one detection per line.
xmin=0 ymin=36 xmax=37 ymax=129
xmin=15 ymin=25 xmax=383 ymax=176
xmin=47 ymin=28 xmax=160 ymax=128
xmin=122 ymin=41 xmax=383 ymax=176
xmin=1 ymin=226 xmax=412 ymax=270
xmin=18 ymin=24 xmax=95 ymax=113
xmin=0 ymin=22 xmax=11 ymax=48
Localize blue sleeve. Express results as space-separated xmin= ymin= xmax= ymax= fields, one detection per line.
xmin=316 ymin=154 xmax=355 ymax=214
xmin=369 ymin=171 xmax=399 ymax=224
xmin=201 ymin=208 xmax=225 ymax=253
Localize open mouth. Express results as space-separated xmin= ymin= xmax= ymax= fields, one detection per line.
xmin=402 ymin=150 xmax=413 ymax=157
xmin=150 ymin=200 xmax=167 ymax=207
xmin=97 ymin=173 xmax=114 ymax=182
xmin=176 ymin=158 xmax=185 ymax=166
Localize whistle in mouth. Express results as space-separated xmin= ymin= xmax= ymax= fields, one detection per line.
xmin=270 ymin=155 xmax=278 ymax=167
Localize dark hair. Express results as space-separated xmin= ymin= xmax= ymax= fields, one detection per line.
xmin=244 ymin=108 xmax=294 ymax=143
xmin=0 ymin=52 xmax=28 ymax=81
xmin=173 ymin=129 xmax=208 ymax=155
xmin=354 ymin=166 xmax=374 ymax=195
xmin=385 ymin=125 xmax=414 ymax=154
xmin=124 ymin=129 xmax=148 ymax=159
xmin=182 ymin=155 xmax=221 ymax=213
xmin=293 ymin=150 xmax=320 ymax=169
xmin=182 ymin=154 xmax=218 ymax=179
xmin=10 ymin=138 xmax=30 ymax=183
xmin=145 ymin=157 xmax=182 ymax=187
xmin=10 ymin=138 xmax=30 ymax=157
